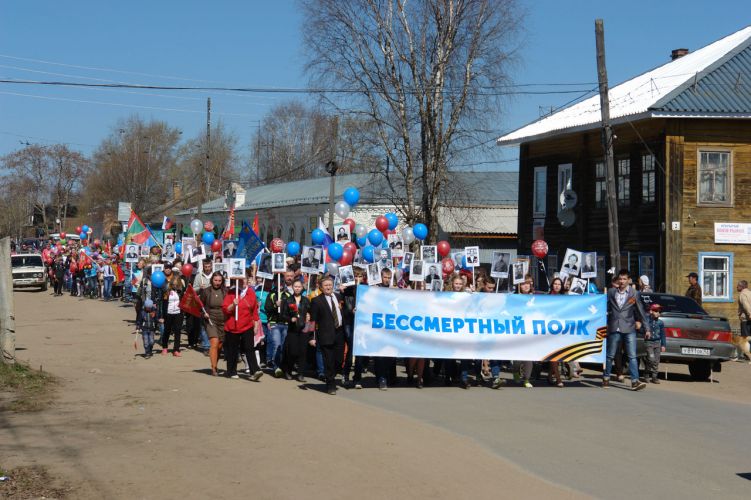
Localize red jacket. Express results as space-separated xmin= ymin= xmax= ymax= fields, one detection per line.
xmin=222 ymin=288 xmax=259 ymax=334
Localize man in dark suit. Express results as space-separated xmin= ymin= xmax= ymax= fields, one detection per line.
xmin=603 ymin=269 xmax=650 ymax=390
xmin=309 ymin=275 xmax=345 ymax=395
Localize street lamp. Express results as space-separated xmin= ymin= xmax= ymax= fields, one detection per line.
xmin=325 ymin=160 xmax=339 ymax=236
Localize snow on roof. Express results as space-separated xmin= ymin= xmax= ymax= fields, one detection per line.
xmin=497 ymin=25 xmax=751 ymax=145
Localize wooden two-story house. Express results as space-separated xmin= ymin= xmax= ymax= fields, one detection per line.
xmin=498 ymin=25 xmax=751 ymax=326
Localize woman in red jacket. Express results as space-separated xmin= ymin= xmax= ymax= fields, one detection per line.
xmin=222 ymin=277 xmax=264 ymax=380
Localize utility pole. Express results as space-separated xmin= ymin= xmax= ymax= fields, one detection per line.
xmin=199 ymin=97 xmax=211 ymax=218
xmin=0 ymin=237 xmax=16 ymax=364
xmin=595 ymin=19 xmax=620 ymax=271
xmin=325 ymin=160 xmax=339 ymax=236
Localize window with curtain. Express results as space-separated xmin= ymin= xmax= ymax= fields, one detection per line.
xmin=701 ymin=254 xmax=731 ymax=300
xmin=698 ymin=151 xmax=730 ymax=205
xmin=617 ymin=158 xmax=630 ymax=207
xmin=641 ymin=154 xmax=655 ymax=204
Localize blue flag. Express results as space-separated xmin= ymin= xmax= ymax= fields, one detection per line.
xmin=235 ymin=220 xmax=265 ymax=263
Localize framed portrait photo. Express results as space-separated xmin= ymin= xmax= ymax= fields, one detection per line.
xmin=561 ymin=248 xmax=583 ymax=277
xmin=464 ymin=246 xmax=480 ymax=268
xmin=338 ymin=265 xmax=356 ymax=287
xmin=228 ymin=258 xmax=247 ymax=279
xmin=388 ymin=234 xmax=404 ymax=258
xmin=333 ymin=223 xmax=351 ymax=243
xmin=410 ymin=259 xmax=425 ymax=282
xmin=257 ymin=253 xmax=273 ymax=279
xmin=367 ymin=263 xmax=382 ymax=286
xmin=490 ymin=251 xmax=510 ymax=279
xmin=421 ymin=245 xmax=437 ymax=264
xmin=272 ymin=252 xmax=287 ymax=273
xmin=301 ymin=245 xmax=322 ymax=274
xmin=580 ymin=252 xmax=598 ymax=279
xmin=124 ymin=244 xmax=140 ymax=263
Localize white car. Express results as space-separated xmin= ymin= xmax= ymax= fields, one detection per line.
xmin=11 ymin=253 xmax=47 ymax=291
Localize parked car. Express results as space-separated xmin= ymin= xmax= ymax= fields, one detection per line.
xmin=11 ymin=253 xmax=47 ymax=291
xmin=637 ymin=293 xmax=734 ymax=381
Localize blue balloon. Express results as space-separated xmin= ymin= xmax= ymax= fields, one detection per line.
xmin=343 ymin=187 xmax=360 ymax=207
xmin=286 ymin=241 xmax=301 ymax=257
xmin=362 ymin=245 xmax=375 ymax=263
xmin=328 ymin=242 xmax=343 ymax=261
xmin=79 ymin=232 xmax=87 ymax=240
xmin=311 ymin=228 xmax=326 ymax=245
xmin=151 ymin=270 xmax=166 ymax=288
xmin=385 ymin=213 xmax=398 ymax=230
xmin=202 ymin=232 xmax=215 ymax=245
xmin=356 ymin=236 xmax=368 ymax=248
xmin=367 ymin=229 xmax=383 ymax=246
xmin=82 ymin=225 xmax=90 ymax=233
xmin=413 ymin=223 xmax=428 ymax=241
xmin=175 ymin=242 xmax=182 ymax=254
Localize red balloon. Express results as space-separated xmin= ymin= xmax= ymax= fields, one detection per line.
xmin=531 ymin=240 xmax=549 ymax=259
xmin=340 ymin=249 xmax=354 ymax=265
xmin=270 ymin=238 xmax=285 ymax=253
xmin=375 ymin=216 xmax=389 ymax=232
xmin=204 ymin=221 xmax=215 ymax=232
xmin=437 ymin=240 xmax=451 ymax=257
xmin=181 ymin=263 xmax=194 ymax=277
xmin=441 ymin=257 xmax=455 ymax=275
xmin=75 ymin=226 xmax=82 ymax=234
xmin=343 ymin=242 xmax=357 ymax=254
xmin=383 ymin=229 xmax=395 ymax=236
xmin=211 ymin=240 xmax=222 ymax=253
xmin=59 ymin=232 xmax=66 ymax=239
xmin=343 ymin=218 xmax=356 ymax=232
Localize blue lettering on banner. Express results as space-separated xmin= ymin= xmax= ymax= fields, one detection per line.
xmin=370 ymin=314 xmax=593 ymax=336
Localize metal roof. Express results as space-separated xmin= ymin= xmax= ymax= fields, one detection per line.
xmin=438 ymin=206 xmax=517 ymax=235
xmin=497 ymin=25 xmax=751 ymax=145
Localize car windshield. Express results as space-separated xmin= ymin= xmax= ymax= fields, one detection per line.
xmin=11 ymin=255 xmax=43 ymax=268
xmin=640 ymin=293 xmax=707 ymax=315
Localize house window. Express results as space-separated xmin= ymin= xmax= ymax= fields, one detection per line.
xmin=617 ymin=158 xmax=630 ymax=207
xmin=546 ymin=254 xmax=558 ymax=281
xmin=532 ymin=166 xmax=547 ymax=217
xmin=299 ymin=228 xmax=306 ymax=246
xmin=288 ymin=225 xmax=296 ymax=243
xmin=699 ymin=252 xmax=733 ymax=302
xmin=638 ymin=253 xmax=655 ymax=290
xmin=698 ymin=150 xmax=731 ymax=205
xmin=642 ymin=154 xmax=655 ymax=204
xmin=557 ymin=163 xmax=572 ymax=213
xmin=596 ymin=255 xmax=607 ymax=290
xmin=594 ymin=161 xmax=606 ymax=209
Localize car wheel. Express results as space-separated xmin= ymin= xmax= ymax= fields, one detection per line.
xmin=688 ymin=359 xmax=711 ymax=381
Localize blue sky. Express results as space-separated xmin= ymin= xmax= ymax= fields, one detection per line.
xmin=0 ymin=0 xmax=748 ymax=170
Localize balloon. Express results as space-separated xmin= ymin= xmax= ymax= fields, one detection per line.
xmin=367 ymin=229 xmax=384 ymax=246
xmin=181 ymin=263 xmax=194 ymax=277
xmin=59 ymin=232 xmax=66 ymax=239
xmin=271 ymin=238 xmax=285 ymax=253
xmin=311 ymin=228 xmax=326 ymax=245
xmin=75 ymin=226 xmax=82 ymax=234
xmin=327 ymin=262 xmax=340 ymax=276
xmin=151 ymin=270 xmax=166 ymax=288
xmin=286 ymin=241 xmax=301 ymax=257
xmin=79 ymin=232 xmax=87 ymax=240
xmin=327 ymin=242 xmax=344 ymax=261
xmin=531 ymin=240 xmax=549 ymax=259
xmin=437 ymin=240 xmax=451 ymax=257
xmin=356 ymin=236 xmax=368 ymax=248
xmin=383 ymin=229 xmax=395 ymax=237
xmin=340 ymin=249 xmax=354 ymax=265
xmin=354 ymin=224 xmax=368 ymax=238
xmin=375 ymin=216 xmax=389 ymax=232
xmin=211 ymin=240 xmax=222 ymax=253
xmin=401 ymin=226 xmax=415 ymax=245
xmin=362 ymin=246 xmax=375 ymax=263
xmin=204 ymin=220 xmax=215 ymax=232
xmin=202 ymin=232 xmax=215 ymax=245
xmin=413 ymin=223 xmax=428 ymax=241
xmin=385 ymin=213 xmax=398 ymax=230
xmin=343 ymin=242 xmax=357 ymax=255
xmin=334 ymin=200 xmax=351 ymax=219
xmin=175 ymin=242 xmax=183 ymax=254
xmin=82 ymin=225 xmax=90 ymax=233
xmin=441 ymin=257 xmax=455 ymax=275
xmin=343 ymin=218 xmax=356 ymax=232
xmin=190 ymin=219 xmax=203 ymax=235
xmin=343 ymin=187 xmax=360 ymax=207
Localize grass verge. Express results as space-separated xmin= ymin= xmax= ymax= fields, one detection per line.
xmin=0 ymin=361 xmax=57 ymax=412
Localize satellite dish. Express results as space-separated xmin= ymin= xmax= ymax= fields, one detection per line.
xmin=560 ymin=189 xmax=578 ymax=210
xmin=558 ymin=208 xmax=576 ymax=228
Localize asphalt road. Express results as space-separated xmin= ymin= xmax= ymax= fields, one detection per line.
xmin=339 ymin=375 xmax=751 ymax=499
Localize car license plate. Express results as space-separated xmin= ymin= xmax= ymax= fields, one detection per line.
xmin=682 ymin=347 xmax=710 ymax=356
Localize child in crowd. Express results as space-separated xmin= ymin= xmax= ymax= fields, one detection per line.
xmin=644 ymin=303 xmax=666 ymax=383
xmin=141 ymin=299 xmax=157 ymax=359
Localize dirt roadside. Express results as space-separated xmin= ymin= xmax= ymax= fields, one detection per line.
xmin=2 ymin=291 xmax=584 ymax=500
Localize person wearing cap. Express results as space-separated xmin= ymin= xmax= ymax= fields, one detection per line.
xmin=686 ymin=272 xmax=702 ymax=306
xmin=644 ymin=304 xmax=666 ymax=383
xmin=638 ymin=275 xmax=653 ymax=293
xmin=140 ymin=299 xmax=158 ymax=359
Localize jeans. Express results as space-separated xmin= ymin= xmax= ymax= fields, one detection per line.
xmin=199 ymin=324 xmax=210 ymax=350
xmin=604 ymin=331 xmax=639 ymax=381
xmin=103 ymin=276 xmax=114 ymax=299
xmin=266 ymin=323 xmax=288 ymax=369
xmin=644 ymin=341 xmax=662 ymax=377
xmin=316 ymin=347 xmax=324 ymax=377
xmin=142 ymin=329 xmax=155 ymax=355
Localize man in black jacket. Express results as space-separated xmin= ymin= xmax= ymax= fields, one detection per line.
xmin=309 ymin=275 xmax=345 ymax=395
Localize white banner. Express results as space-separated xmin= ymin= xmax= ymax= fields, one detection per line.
xmin=714 ymin=222 xmax=751 ymax=244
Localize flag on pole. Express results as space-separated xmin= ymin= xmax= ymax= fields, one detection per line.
xmin=162 ymin=216 xmax=174 ymax=231
xmin=222 ymin=205 xmax=236 ymax=239
xmin=123 ymin=210 xmax=161 ymax=251
xmin=318 ymin=217 xmax=334 ymax=248
xmin=235 ymin=220 xmax=265 ymax=261
xmin=179 ymin=285 xmax=205 ymax=318
xmin=252 ymin=213 xmax=260 ymax=236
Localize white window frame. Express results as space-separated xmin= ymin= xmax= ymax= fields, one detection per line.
xmin=557 ymin=163 xmax=572 ymax=213
xmin=699 ymin=252 xmax=733 ymax=302
xmin=532 ymin=166 xmax=547 ymax=218
xmin=697 ymin=149 xmax=733 ymax=207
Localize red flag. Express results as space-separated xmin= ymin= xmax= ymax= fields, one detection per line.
xmin=252 ymin=213 xmax=260 ymax=236
xmin=179 ymin=285 xmax=205 ymax=318
xmin=223 ymin=205 xmax=235 ymax=239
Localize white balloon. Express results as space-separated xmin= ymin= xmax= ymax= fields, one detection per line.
xmin=354 ymin=224 xmax=368 ymax=238
xmin=401 ymin=226 xmax=415 ymax=244
xmin=327 ymin=262 xmax=340 ymax=276
xmin=334 ymin=200 xmax=351 ymax=219
xmin=190 ymin=218 xmax=203 ymax=234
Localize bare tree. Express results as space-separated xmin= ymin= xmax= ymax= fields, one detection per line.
xmin=48 ymin=145 xmax=87 ymax=231
xmin=301 ymin=0 xmax=522 ymax=240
